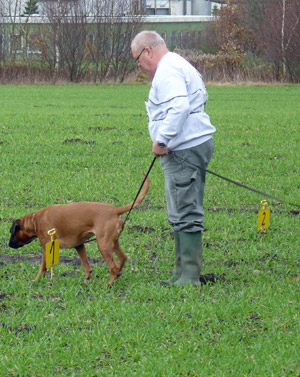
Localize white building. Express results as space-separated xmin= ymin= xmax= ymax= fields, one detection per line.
xmin=1 ymin=0 xmax=213 ymax=17
xmin=145 ymin=0 xmax=212 ymax=16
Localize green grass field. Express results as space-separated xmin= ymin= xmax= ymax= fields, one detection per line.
xmin=0 ymin=84 xmax=299 ymax=376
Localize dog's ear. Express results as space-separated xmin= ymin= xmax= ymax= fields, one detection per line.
xmin=10 ymin=220 xmax=21 ymax=236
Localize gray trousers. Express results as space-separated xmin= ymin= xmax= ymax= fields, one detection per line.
xmin=160 ymin=138 xmax=214 ymax=233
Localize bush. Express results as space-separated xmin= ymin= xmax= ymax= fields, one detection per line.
xmin=174 ymin=49 xmax=278 ymax=83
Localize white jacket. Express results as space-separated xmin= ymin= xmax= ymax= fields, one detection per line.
xmin=145 ymin=52 xmax=216 ymax=151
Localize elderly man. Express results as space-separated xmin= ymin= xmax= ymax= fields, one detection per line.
xmin=131 ymin=31 xmax=216 ymax=286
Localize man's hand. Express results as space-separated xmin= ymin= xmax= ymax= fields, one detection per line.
xmin=152 ymin=141 xmax=169 ymax=157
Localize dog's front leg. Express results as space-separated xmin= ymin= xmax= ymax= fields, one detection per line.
xmin=33 ymin=247 xmax=47 ymax=282
xmin=76 ymin=244 xmax=92 ymax=281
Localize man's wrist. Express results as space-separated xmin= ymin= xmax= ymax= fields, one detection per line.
xmin=157 ymin=142 xmax=166 ymax=148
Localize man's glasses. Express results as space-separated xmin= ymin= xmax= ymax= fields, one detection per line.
xmin=135 ymin=47 xmax=146 ymax=63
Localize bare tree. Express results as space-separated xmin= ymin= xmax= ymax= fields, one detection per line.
xmin=206 ymin=0 xmax=300 ymax=82
xmin=260 ymin=0 xmax=300 ymax=81
xmin=280 ymin=0 xmax=300 ymax=79
xmin=36 ymin=0 xmax=144 ymax=83
xmin=1 ymin=0 xmax=24 ymax=63
xmin=204 ymin=0 xmax=255 ymax=80
xmin=39 ymin=0 xmax=91 ymax=82
xmin=109 ymin=0 xmax=144 ymax=82
xmin=87 ymin=0 xmax=144 ymax=82
xmin=0 ymin=1 xmax=5 ymax=63
xmin=58 ymin=1 xmax=90 ymax=82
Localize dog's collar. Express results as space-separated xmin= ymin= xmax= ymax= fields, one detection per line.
xmin=31 ymin=213 xmax=37 ymax=233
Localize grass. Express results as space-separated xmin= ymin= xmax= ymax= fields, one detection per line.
xmin=0 ymin=84 xmax=300 ymax=376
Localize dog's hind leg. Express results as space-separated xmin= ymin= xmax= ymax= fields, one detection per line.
xmin=97 ymin=238 xmax=120 ymax=286
xmin=76 ymin=244 xmax=92 ymax=281
xmin=114 ymin=240 xmax=127 ymax=273
xmin=33 ymin=248 xmax=47 ymax=282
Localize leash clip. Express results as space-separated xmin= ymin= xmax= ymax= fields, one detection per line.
xmin=260 ymin=200 xmax=268 ymax=210
xmin=48 ymin=228 xmax=56 ymax=238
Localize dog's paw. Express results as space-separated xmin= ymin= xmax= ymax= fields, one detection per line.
xmin=84 ymin=270 xmax=93 ymax=281
xmin=84 ymin=273 xmax=93 ymax=284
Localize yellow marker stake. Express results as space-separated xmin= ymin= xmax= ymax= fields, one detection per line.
xmin=257 ymin=200 xmax=270 ymax=231
xmin=46 ymin=228 xmax=60 ymax=280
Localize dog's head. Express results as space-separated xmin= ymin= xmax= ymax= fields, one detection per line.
xmin=9 ymin=218 xmax=37 ymax=249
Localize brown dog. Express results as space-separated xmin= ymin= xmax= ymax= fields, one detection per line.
xmin=9 ymin=174 xmax=149 ymax=286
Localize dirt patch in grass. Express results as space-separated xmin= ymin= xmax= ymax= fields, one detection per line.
xmin=0 ymin=254 xmax=226 ymax=285
xmin=128 ymin=225 xmax=156 ymax=233
xmin=63 ymin=138 xmax=95 ymax=144
xmin=0 ymin=253 xmax=105 ymax=267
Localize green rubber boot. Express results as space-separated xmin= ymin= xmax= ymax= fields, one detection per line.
xmin=173 ymin=232 xmax=202 ymax=287
xmin=160 ymin=231 xmax=182 ymax=286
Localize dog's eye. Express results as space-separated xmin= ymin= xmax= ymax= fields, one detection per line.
xmin=10 ymin=222 xmax=20 ymax=234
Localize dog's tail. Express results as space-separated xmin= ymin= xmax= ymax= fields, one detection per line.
xmin=116 ymin=173 xmax=150 ymax=215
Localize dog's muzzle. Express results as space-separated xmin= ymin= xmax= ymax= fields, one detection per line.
xmin=9 ymin=237 xmax=25 ymax=249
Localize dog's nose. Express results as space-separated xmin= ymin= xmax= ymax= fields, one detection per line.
xmin=8 ymin=238 xmax=23 ymax=249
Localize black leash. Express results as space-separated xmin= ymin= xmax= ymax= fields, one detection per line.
xmin=123 ymin=156 xmax=157 ymax=226
xmin=84 ymin=151 xmax=299 ymax=246
xmin=84 ymin=157 xmax=157 ymax=244
xmin=172 ymin=153 xmax=300 ymax=209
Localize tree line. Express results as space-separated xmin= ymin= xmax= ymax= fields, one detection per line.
xmin=204 ymin=0 xmax=300 ymax=82
xmin=0 ymin=0 xmax=144 ymax=83
xmin=0 ymin=0 xmax=299 ymax=83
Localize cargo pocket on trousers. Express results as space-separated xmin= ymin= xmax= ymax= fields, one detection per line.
xmin=174 ymin=170 xmax=197 ymax=213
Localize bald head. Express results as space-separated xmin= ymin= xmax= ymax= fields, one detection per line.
xmin=131 ymin=31 xmax=167 ymax=52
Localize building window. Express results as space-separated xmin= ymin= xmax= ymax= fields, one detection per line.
xmin=146 ymin=7 xmax=169 ymax=15
xmin=146 ymin=8 xmax=155 ymax=15
xmin=156 ymin=8 xmax=169 ymax=15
